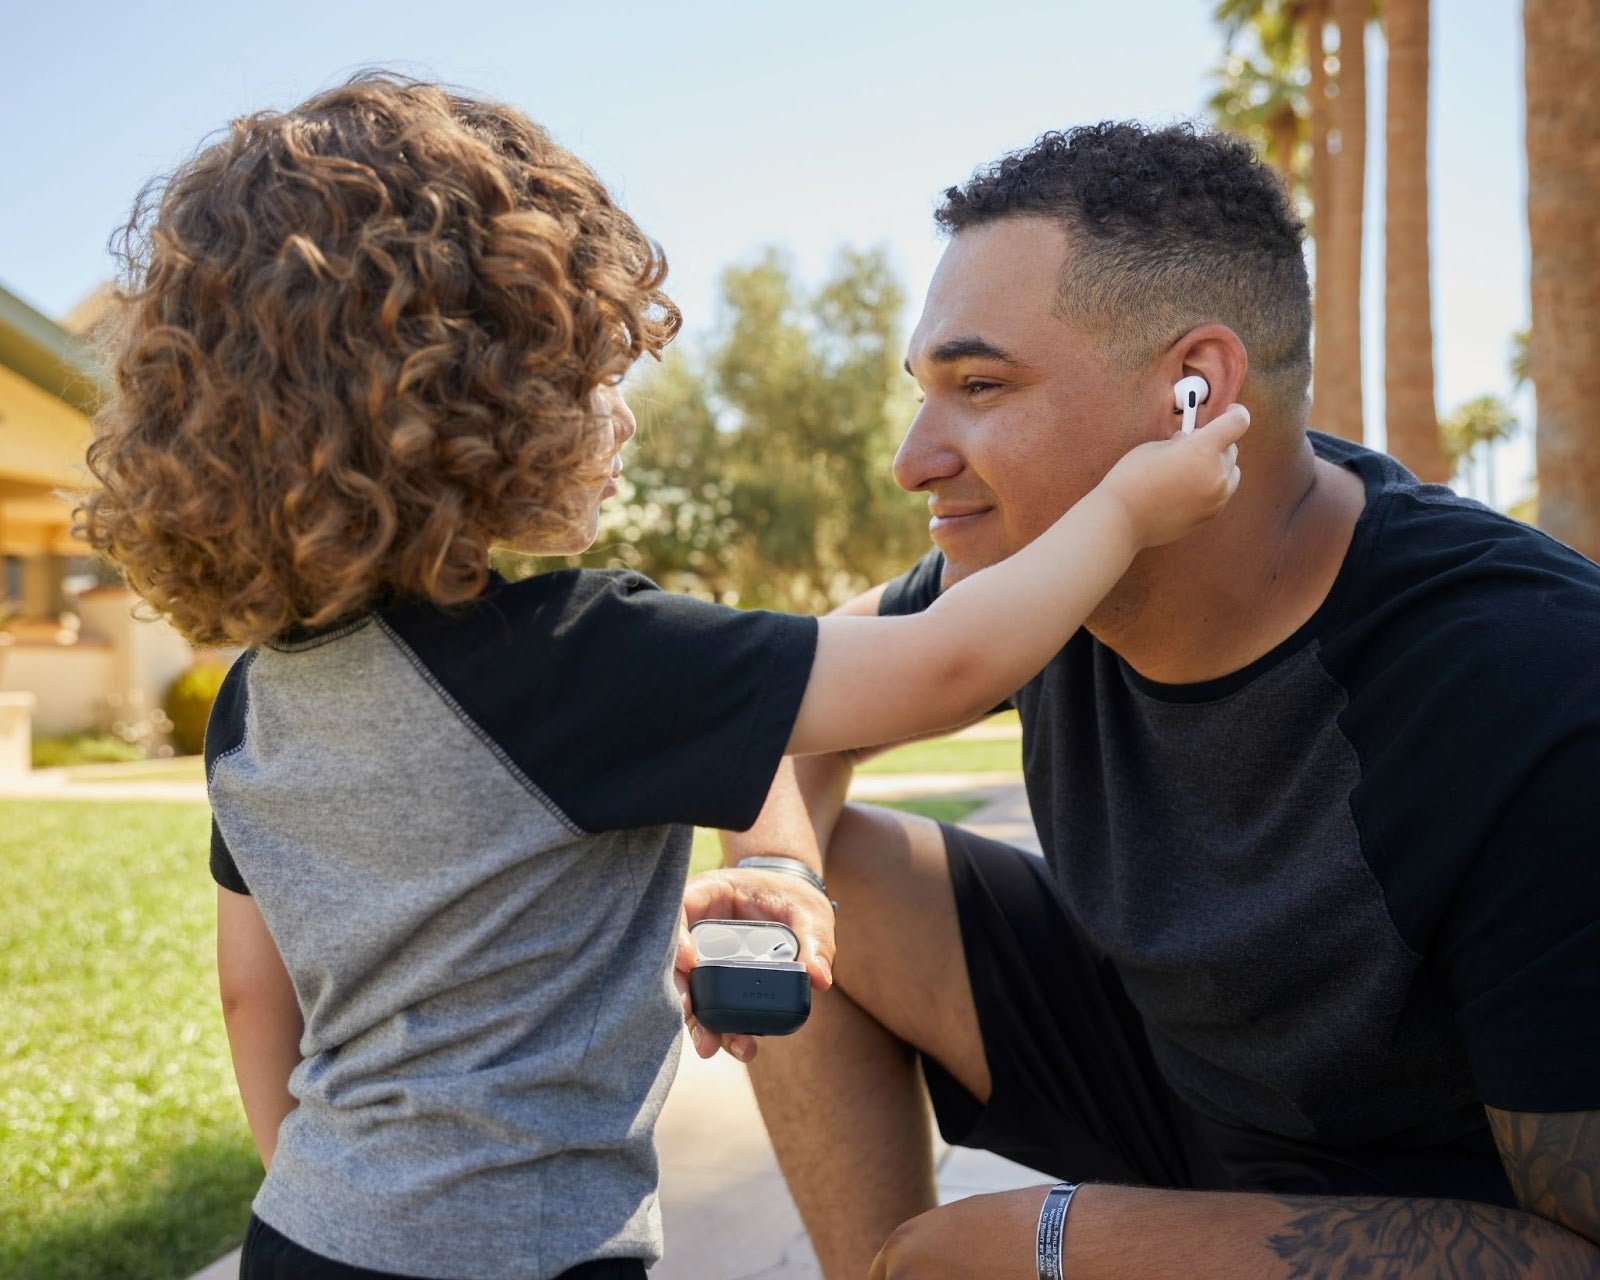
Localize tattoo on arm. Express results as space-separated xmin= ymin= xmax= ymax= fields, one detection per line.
xmin=1487 ymin=1107 xmax=1600 ymax=1246
xmin=1265 ymin=1194 xmax=1598 ymax=1278
xmin=1260 ymin=1109 xmax=1600 ymax=1276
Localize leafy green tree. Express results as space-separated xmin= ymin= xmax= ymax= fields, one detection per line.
xmin=1510 ymin=328 xmax=1530 ymax=390
xmin=1442 ymin=394 xmax=1518 ymax=509
xmin=515 ymin=247 xmax=928 ymax=610
xmin=1210 ymin=0 xmax=1310 ymax=197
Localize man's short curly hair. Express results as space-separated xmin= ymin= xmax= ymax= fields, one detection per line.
xmin=936 ymin=122 xmax=1310 ymax=409
xmin=79 ymin=72 xmax=679 ymax=647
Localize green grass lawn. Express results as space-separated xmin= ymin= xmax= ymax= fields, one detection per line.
xmin=687 ymin=793 xmax=985 ymax=872
xmin=857 ymin=733 xmax=1022 ymax=776
xmin=0 ymin=800 xmax=259 ymax=1280
xmin=30 ymin=734 xmax=147 ymax=769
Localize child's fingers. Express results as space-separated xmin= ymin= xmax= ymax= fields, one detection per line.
xmin=1200 ymin=403 xmax=1251 ymax=447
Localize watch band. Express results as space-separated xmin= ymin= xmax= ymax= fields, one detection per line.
xmin=735 ymin=855 xmax=829 ymax=898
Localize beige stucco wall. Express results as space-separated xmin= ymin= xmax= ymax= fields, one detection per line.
xmin=0 ymin=359 xmax=91 ymax=486
xmin=0 ymin=590 xmax=194 ymax=737
xmin=1 ymin=641 xmax=116 ymax=734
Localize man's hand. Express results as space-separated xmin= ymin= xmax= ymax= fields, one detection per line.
xmin=868 ymin=1187 xmax=1050 ymax=1280
xmin=675 ymin=867 xmax=837 ymax=1063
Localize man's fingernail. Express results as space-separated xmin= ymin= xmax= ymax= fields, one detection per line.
xmin=817 ymin=958 xmax=833 ymax=986
xmin=729 ymin=1041 xmax=751 ymax=1063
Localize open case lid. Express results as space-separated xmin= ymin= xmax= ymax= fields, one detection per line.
xmin=690 ymin=918 xmax=802 ymax=967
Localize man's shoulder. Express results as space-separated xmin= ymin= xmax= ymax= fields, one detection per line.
xmin=1320 ymin=438 xmax=1600 ymax=684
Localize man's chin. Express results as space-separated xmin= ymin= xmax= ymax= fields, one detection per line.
xmin=936 ymin=548 xmax=1008 ymax=592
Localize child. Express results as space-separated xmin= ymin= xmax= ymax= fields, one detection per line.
xmin=80 ymin=74 xmax=1248 ymax=1280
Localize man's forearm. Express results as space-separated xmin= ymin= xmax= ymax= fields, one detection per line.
xmin=1064 ymin=1184 xmax=1600 ymax=1279
xmin=720 ymin=753 xmax=854 ymax=872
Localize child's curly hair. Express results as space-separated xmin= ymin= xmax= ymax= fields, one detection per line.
xmin=79 ymin=72 xmax=679 ymax=646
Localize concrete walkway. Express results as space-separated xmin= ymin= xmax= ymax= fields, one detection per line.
xmin=0 ymin=761 xmax=208 ymax=803
xmin=0 ymin=767 xmax=1024 ymax=807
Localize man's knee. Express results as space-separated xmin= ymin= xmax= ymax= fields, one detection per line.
xmin=824 ymin=804 xmax=956 ymax=970
xmin=821 ymin=804 xmax=989 ymax=1099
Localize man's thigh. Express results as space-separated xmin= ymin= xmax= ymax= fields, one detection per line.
xmin=824 ymin=802 xmax=992 ymax=1105
xmin=830 ymin=807 xmax=1225 ymax=1190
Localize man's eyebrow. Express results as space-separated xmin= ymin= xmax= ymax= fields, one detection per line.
xmin=903 ymin=336 xmax=1024 ymax=376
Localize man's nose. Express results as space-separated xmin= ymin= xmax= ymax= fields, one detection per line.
xmin=892 ymin=403 xmax=964 ymax=493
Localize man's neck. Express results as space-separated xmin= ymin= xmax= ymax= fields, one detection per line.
xmin=1088 ymin=429 xmax=1368 ymax=686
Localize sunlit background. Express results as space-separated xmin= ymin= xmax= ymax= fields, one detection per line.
xmin=3 ymin=4 xmax=1590 ymax=1276
xmin=2 ymin=0 xmax=1531 ymax=495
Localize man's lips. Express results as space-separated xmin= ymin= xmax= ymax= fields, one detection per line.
xmin=928 ymin=505 xmax=994 ymax=537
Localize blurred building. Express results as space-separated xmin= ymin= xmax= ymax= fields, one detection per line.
xmin=0 ymin=282 xmax=192 ymax=767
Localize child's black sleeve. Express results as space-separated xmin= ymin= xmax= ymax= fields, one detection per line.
xmin=206 ymin=651 xmax=254 ymax=893
xmin=384 ymin=570 xmax=818 ymax=834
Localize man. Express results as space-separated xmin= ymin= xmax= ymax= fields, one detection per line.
xmin=678 ymin=123 xmax=1600 ymax=1278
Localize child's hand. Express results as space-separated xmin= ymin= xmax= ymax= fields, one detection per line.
xmin=1100 ymin=403 xmax=1251 ymax=548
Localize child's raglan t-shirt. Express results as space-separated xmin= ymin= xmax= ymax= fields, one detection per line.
xmin=206 ymin=569 xmax=817 ymax=1280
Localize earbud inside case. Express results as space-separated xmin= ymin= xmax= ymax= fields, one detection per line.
xmin=688 ymin=919 xmax=811 ymax=1036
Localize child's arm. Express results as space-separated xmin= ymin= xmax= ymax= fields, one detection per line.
xmin=785 ymin=406 xmax=1249 ymax=757
xmin=217 ymin=887 xmax=303 ymax=1170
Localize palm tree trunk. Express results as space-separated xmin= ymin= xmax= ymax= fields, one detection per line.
xmin=1307 ymin=0 xmax=1335 ymax=435
xmin=1526 ymin=0 xmax=1600 ymax=559
xmin=1322 ymin=0 xmax=1367 ymax=442
xmin=1383 ymin=0 xmax=1450 ymax=481
xmin=1269 ymin=104 xmax=1298 ymax=182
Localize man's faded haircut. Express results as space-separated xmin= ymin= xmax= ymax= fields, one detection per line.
xmin=936 ymin=122 xmax=1311 ymax=411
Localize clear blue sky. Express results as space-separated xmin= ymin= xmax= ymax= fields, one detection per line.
xmin=1 ymin=0 xmax=1529 ymax=497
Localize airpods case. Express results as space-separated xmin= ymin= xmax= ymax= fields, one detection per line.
xmin=688 ymin=919 xmax=811 ymax=1036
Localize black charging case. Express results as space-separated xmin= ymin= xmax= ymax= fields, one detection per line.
xmin=687 ymin=919 xmax=812 ymax=1036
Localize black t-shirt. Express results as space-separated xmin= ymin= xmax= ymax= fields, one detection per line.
xmin=882 ymin=434 xmax=1600 ymax=1144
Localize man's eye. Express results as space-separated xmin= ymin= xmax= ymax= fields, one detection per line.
xmin=965 ymin=380 xmax=1000 ymax=397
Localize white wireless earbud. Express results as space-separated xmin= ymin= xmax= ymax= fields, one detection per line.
xmin=1173 ymin=375 xmax=1211 ymax=435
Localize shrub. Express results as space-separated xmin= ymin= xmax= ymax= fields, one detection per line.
xmin=31 ymin=734 xmax=146 ymax=769
xmin=163 ymin=662 xmax=230 ymax=756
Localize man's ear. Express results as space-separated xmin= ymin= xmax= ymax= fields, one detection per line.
xmin=1163 ymin=325 xmax=1249 ymax=432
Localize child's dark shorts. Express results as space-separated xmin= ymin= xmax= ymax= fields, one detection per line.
xmin=240 ymin=1214 xmax=646 ymax=1280
xmin=923 ymin=823 xmax=1517 ymax=1207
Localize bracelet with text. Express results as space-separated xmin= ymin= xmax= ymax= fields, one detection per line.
xmin=1036 ymin=1182 xmax=1079 ymax=1280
